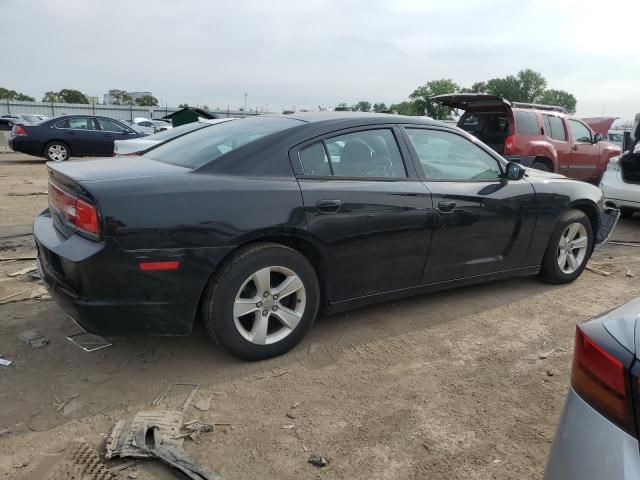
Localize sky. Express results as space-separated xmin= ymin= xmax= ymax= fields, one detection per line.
xmin=1 ymin=0 xmax=639 ymax=120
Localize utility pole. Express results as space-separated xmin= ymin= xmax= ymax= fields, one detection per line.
xmin=244 ymin=93 xmax=247 ymax=112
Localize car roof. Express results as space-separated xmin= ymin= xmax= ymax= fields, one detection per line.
xmin=271 ymin=111 xmax=443 ymax=127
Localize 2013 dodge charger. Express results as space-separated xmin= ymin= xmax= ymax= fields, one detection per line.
xmin=34 ymin=113 xmax=619 ymax=360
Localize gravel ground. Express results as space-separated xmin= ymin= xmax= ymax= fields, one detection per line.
xmin=1 ymin=152 xmax=639 ymax=480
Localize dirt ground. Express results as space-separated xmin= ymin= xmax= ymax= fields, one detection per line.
xmin=1 ymin=152 xmax=639 ymax=480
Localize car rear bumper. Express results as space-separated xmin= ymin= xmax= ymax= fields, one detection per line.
xmin=545 ymin=388 xmax=640 ymax=480
xmin=34 ymin=209 xmax=227 ymax=336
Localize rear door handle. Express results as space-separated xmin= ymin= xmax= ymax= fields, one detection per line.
xmin=316 ymin=199 xmax=341 ymax=213
xmin=571 ymin=145 xmax=579 ymax=151
xmin=437 ymin=201 xmax=456 ymax=213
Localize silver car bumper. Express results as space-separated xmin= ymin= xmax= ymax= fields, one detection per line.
xmin=545 ymin=388 xmax=640 ymax=479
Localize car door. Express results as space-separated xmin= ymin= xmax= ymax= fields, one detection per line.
xmin=54 ymin=117 xmax=101 ymax=156
xmin=96 ymin=118 xmax=135 ymax=155
xmin=291 ymin=126 xmax=434 ymax=302
xmin=401 ymin=126 xmax=537 ymax=283
xmin=567 ymin=119 xmax=600 ymax=180
xmin=541 ymin=114 xmax=572 ymax=174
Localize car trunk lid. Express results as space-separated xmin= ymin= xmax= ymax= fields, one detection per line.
xmin=47 ymin=157 xmax=190 ymax=182
xmin=600 ymin=297 xmax=640 ymax=357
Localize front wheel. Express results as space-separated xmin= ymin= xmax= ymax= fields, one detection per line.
xmin=202 ymin=242 xmax=320 ymax=361
xmin=539 ymin=209 xmax=593 ymax=284
xmin=44 ymin=141 xmax=69 ymax=162
xmin=531 ymin=160 xmax=551 ymax=172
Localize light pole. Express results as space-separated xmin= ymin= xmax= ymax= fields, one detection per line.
xmin=244 ymin=93 xmax=247 ymax=112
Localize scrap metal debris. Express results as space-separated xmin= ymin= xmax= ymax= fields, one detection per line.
xmin=152 ymin=383 xmax=199 ymax=410
xmin=18 ymin=330 xmax=49 ymax=348
xmin=66 ymin=331 xmax=112 ymax=352
xmin=308 ymin=454 xmax=329 ymax=468
xmin=175 ymin=420 xmax=215 ymax=441
xmin=194 ymin=395 xmax=211 ymax=412
xmin=106 ymin=410 xmax=222 ymax=480
xmin=0 ymin=356 xmax=13 ymax=366
xmin=8 ymin=264 xmax=37 ymax=277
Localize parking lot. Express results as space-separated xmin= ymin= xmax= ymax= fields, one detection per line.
xmin=1 ymin=152 xmax=639 ymax=480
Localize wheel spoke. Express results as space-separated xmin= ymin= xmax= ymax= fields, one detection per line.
xmin=566 ymin=223 xmax=580 ymax=242
xmin=558 ymin=250 xmax=568 ymax=270
xmin=233 ymin=297 xmax=260 ymax=317
xmin=272 ymin=275 xmax=303 ymax=299
xmin=272 ymin=305 xmax=302 ymax=330
xmin=567 ymin=252 xmax=579 ymax=271
xmin=571 ymin=236 xmax=587 ymax=249
xmin=250 ymin=314 xmax=269 ymax=345
xmin=252 ymin=267 xmax=271 ymax=296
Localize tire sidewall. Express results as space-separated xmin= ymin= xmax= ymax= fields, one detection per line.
xmin=206 ymin=246 xmax=320 ymax=360
xmin=531 ymin=161 xmax=551 ymax=172
xmin=45 ymin=141 xmax=69 ymax=162
xmin=542 ymin=210 xmax=593 ymax=283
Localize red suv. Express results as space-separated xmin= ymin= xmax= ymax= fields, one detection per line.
xmin=433 ymin=93 xmax=621 ymax=182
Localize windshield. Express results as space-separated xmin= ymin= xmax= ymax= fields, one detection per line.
xmin=145 ymin=116 xmax=302 ymax=168
xmin=146 ymin=121 xmax=212 ymax=142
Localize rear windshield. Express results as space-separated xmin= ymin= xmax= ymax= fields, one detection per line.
xmin=514 ymin=111 xmax=539 ymax=135
xmin=145 ymin=116 xmax=302 ymax=168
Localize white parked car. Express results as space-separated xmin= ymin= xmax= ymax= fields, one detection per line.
xmin=114 ymin=118 xmax=235 ymax=156
xmin=600 ymin=114 xmax=640 ymax=219
xmin=132 ymin=118 xmax=173 ymax=135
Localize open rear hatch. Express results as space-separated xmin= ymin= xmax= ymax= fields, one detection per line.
xmin=431 ymin=93 xmax=511 ymax=111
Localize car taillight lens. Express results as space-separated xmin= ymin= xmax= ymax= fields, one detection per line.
xmin=48 ymin=181 xmax=100 ymax=236
xmin=503 ymin=135 xmax=516 ymax=155
xmin=571 ymin=324 xmax=637 ymax=437
xmin=12 ymin=125 xmax=27 ymax=136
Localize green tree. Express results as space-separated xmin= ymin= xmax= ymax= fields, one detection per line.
xmin=135 ymin=95 xmax=158 ymax=107
xmin=335 ymin=102 xmax=349 ymax=111
xmin=108 ymin=89 xmax=132 ymax=105
xmin=538 ymin=89 xmax=577 ymax=114
xmin=58 ymin=89 xmax=89 ymax=104
xmin=178 ymin=103 xmax=189 ymax=109
xmin=482 ymin=69 xmax=547 ymax=103
xmin=201 ymin=105 xmax=210 ymax=111
xmin=389 ymin=101 xmax=418 ymax=116
xmin=353 ymin=101 xmax=371 ymax=112
xmin=410 ymin=79 xmax=460 ymax=119
xmin=373 ymin=102 xmax=387 ymax=112
xmin=0 ymin=88 xmax=34 ymax=101
xmin=42 ymin=91 xmax=60 ymax=102
xmin=15 ymin=93 xmax=35 ymax=101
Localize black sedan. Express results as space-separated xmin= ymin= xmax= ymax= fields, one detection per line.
xmin=34 ymin=113 xmax=619 ymax=360
xmin=9 ymin=115 xmax=145 ymax=161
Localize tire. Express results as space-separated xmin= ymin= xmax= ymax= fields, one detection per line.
xmin=620 ymin=207 xmax=635 ymax=219
xmin=531 ymin=160 xmax=551 ymax=172
xmin=202 ymin=242 xmax=320 ymax=361
xmin=539 ymin=209 xmax=593 ymax=284
xmin=44 ymin=141 xmax=70 ymax=162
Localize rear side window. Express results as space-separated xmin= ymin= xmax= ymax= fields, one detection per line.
xmin=515 ymin=111 xmax=539 ymax=135
xmin=301 ymin=129 xmax=406 ymax=178
xmin=57 ymin=117 xmax=97 ymax=130
xmin=146 ymin=116 xmax=302 ymax=169
xmin=543 ymin=115 xmax=567 ymax=141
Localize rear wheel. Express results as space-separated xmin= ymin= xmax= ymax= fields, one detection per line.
xmin=620 ymin=207 xmax=635 ymax=219
xmin=44 ymin=141 xmax=69 ymax=162
xmin=531 ymin=160 xmax=551 ymax=172
xmin=202 ymin=242 xmax=320 ymax=361
xmin=539 ymin=209 xmax=593 ymax=284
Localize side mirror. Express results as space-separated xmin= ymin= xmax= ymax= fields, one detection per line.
xmin=505 ymin=161 xmax=525 ymax=181
xmin=593 ymin=133 xmax=602 ymax=143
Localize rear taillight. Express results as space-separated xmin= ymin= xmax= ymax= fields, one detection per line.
xmin=503 ymin=134 xmax=516 ymax=155
xmin=48 ymin=181 xmax=100 ymax=236
xmin=12 ymin=125 xmax=27 ymax=136
xmin=571 ymin=324 xmax=637 ymax=437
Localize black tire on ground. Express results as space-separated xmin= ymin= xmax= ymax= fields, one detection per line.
xmin=531 ymin=160 xmax=551 ymax=172
xmin=539 ymin=209 xmax=593 ymax=284
xmin=201 ymin=242 xmax=320 ymax=361
xmin=620 ymin=207 xmax=635 ymax=219
xmin=43 ymin=141 xmax=70 ymax=162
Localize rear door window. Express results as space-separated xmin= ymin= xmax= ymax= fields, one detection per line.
xmin=58 ymin=117 xmax=97 ymax=130
xmin=299 ymin=142 xmax=332 ymax=176
xmin=543 ymin=115 xmax=567 ymax=141
xmin=514 ymin=111 xmax=539 ymax=135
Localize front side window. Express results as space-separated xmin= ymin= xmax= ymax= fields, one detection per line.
xmin=57 ymin=117 xmax=96 ymax=130
xmin=323 ymin=129 xmax=406 ymax=178
xmin=543 ymin=115 xmax=567 ymax=141
xmin=568 ymin=119 xmax=592 ymax=143
xmin=515 ymin=111 xmax=539 ymax=135
xmin=406 ymin=128 xmax=502 ymax=181
xmin=146 ymin=116 xmax=302 ymax=169
xmin=98 ymin=118 xmax=130 ymax=133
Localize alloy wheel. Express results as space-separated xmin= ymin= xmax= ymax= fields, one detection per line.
xmin=233 ymin=266 xmax=306 ymax=345
xmin=557 ymin=222 xmax=588 ymax=274
xmin=48 ymin=144 xmax=68 ymax=162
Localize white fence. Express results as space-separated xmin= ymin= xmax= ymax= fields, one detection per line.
xmin=0 ymin=100 xmax=258 ymax=121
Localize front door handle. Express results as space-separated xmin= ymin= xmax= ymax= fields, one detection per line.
xmin=571 ymin=145 xmax=579 ymax=151
xmin=438 ymin=201 xmax=456 ymax=213
xmin=316 ymin=199 xmax=341 ymax=213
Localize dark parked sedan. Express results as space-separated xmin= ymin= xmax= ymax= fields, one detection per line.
xmin=34 ymin=113 xmax=619 ymax=360
xmin=9 ymin=115 xmax=145 ymax=161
